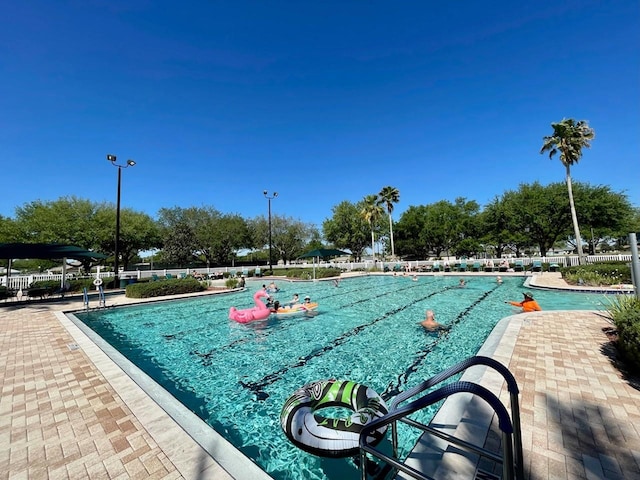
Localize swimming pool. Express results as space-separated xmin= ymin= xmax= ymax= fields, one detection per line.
xmin=72 ymin=275 xmax=607 ymax=480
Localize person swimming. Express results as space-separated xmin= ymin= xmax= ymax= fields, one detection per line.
xmin=270 ymin=300 xmax=281 ymax=313
xmin=419 ymin=310 xmax=449 ymax=332
xmin=505 ymin=292 xmax=541 ymax=312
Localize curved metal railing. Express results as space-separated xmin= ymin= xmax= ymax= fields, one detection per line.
xmin=358 ymin=355 xmax=524 ymax=480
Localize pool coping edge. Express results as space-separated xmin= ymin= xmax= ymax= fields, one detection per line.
xmin=57 ymin=310 xmax=274 ymax=480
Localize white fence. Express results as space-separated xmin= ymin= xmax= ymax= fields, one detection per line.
xmin=1 ymin=254 xmax=633 ymax=292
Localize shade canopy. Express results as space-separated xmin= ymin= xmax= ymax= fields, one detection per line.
xmin=0 ymin=243 xmax=108 ymax=260
xmin=299 ymin=248 xmax=351 ymax=259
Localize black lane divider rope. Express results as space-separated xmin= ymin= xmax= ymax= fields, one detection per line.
xmin=333 ymin=282 xmax=419 ymax=310
xmin=381 ymin=285 xmax=500 ymax=400
xmin=189 ymin=283 xmax=424 ymax=362
xmin=240 ymin=285 xmax=459 ymax=400
xmin=163 ymin=283 xmax=364 ymax=342
xmin=176 ymin=283 xmax=373 ymax=344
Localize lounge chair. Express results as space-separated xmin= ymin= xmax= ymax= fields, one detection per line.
xmin=457 ymin=262 xmax=467 ymax=272
xmin=549 ymin=263 xmax=560 ymax=272
xmin=230 ymin=269 xmax=237 ymax=278
xmin=151 ymin=274 xmax=160 ymax=281
xmin=432 ymin=261 xmax=440 ymax=272
xmin=484 ymin=262 xmax=495 ymax=272
xmin=514 ymin=260 xmax=524 ymax=272
xmin=472 ymin=262 xmax=481 ymax=272
xmin=254 ymin=267 xmax=262 ymax=277
xmin=165 ymin=273 xmax=174 ymax=279
xmin=532 ymin=260 xmax=542 ymax=272
xmin=393 ymin=263 xmax=403 ymax=272
xmin=179 ymin=272 xmax=187 ymax=279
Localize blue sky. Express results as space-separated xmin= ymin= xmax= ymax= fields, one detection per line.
xmin=1 ymin=1 xmax=638 ymax=229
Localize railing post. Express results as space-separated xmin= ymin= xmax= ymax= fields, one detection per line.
xmin=629 ymin=233 xmax=640 ymax=300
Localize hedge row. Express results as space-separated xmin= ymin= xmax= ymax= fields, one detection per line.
xmin=269 ymin=267 xmax=342 ymax=280
xmin=125 ymin=278 xmax=206 ymax=298
xmin=560 ymin=262 xmax=632 ymax=286
xmin=31 ymin=277 xmax=115 ymax=294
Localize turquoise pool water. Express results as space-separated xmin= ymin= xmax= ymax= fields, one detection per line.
xmin=74 ymin=275 xmax=607 ymax=480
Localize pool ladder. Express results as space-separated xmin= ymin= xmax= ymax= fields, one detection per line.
xmin=358 ymin=356 xmax=524 ymax=480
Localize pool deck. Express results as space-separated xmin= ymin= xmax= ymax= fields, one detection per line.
xmin=1 ymin=273 xmax=639 ymax=479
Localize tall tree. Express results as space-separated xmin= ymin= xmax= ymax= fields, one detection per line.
xmin=394 ymin=199 xmax=479 ymax=259
xmin=360 ymin=195 xmax=384 ymax=262
xmin=377 ymin=186 xmax=400 ymax=258
xmin=540 ymin=118 xmax=595 ymax=264
xmin=11 ymin=196 xmax=162 ymax=272
xmin=570 ymin=183 xmax=636 ymax=254
xmin=271 ymin=215 xmax=315 ymax=264
xmin=95 ymin=207 xmax=161 ymax=270
xmin=323 ymin=201 xmax=369 ymax=261
xmin=0 ymin=215 xmax=19 ymax=243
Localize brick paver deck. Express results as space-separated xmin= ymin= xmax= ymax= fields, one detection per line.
xmin=1 ymin=273 xmax=639 ymax=479
xmin=509 ymin=311 xmax=640 ymax=479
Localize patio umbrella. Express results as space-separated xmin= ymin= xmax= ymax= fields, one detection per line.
xmin=299 ymin=248 xmax=351 ymax=280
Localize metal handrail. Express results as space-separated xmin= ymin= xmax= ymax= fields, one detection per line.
xmin=390 ymin=355 xmax=523 ymax=479
xmin=360 ymin=381 xmax=515 ymax=480
xmin=358 ymin=356 xmax=524 ymax=480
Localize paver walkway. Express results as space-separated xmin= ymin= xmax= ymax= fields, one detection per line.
xmin=1 ymin=274 xmax=639 ymax=479
xmin=508 ymin=311 xmax=640 ymax=479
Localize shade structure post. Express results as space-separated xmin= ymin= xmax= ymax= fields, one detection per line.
xmin=61 ymin=258 xmax=67 ymax=289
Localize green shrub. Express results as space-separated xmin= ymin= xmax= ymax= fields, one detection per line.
xmin=275 ymin=267 xmax=342 ymax=279
xmin=31 ymin=277 xmax=115 ymax=294
xmin=561 ymin=262 xmax=631 ymax=286
xmin=226 ymin=278 xmax=239 ymax=289
xmin=125 ymin=278 xmax=205 ymax=298
xmin=605 ymin=295 xmax=640 ymax=372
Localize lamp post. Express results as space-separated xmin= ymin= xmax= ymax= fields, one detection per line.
xmin=107 ymin=154 xmax=136 ymax=288
xmin=263 ymin=190 xmax=278 ymax=274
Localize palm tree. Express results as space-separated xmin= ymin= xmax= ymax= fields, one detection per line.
xmin=377 ymin=186 xmax=400 ymax=258
xmin=540 ymin=118 xmax=595 ymax=264
xmin=360 ymin=195 xmax=384 ymax=263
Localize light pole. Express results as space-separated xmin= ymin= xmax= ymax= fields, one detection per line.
xmin=263 ymin=190 xmax=278 ymax=274
xmin=107 ymin=154 xmax=136 ymax=288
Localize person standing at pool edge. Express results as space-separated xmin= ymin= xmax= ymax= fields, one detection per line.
xmin=506 ymin=292 xmax=541 ymax=312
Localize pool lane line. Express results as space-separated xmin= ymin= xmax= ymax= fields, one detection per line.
xmin=239 ymin=285 xmax=459 ymax=400
xmin=188 ymin=282 xmax=425 ymax=362
xmin=380 ymin=285 xmax=501 ymax=400
xmin=166 ymin=283 xmax=381 ymax=343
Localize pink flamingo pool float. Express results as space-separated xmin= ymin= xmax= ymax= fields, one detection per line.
xmin=229 ymin=290 xmax=271 ymax=323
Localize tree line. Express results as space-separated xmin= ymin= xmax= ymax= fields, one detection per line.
xmin=1 ymin=118 xmax=638 ymax=270
xmin=0 ymin=180 xmax=636 ymax=272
